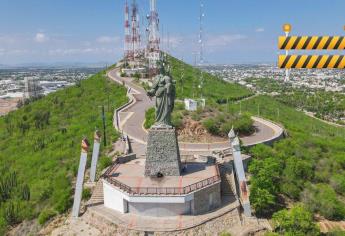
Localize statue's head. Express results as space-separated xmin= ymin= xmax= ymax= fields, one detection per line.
xmin=158 ymin=61 xmax=166 ymax=75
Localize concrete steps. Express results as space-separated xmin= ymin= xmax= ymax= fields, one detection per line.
xmin=87 ymin=181 xmax=104 ymax=207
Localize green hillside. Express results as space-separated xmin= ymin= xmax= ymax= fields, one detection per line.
xmin=0 ymin=70 xmax=127 ymax=234
xmin=227 ymin=95 xmax=345 ymax=221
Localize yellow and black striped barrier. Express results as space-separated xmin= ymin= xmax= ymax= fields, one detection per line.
xmin=279 ymin=36 xmax=345 ymax=50
xmin=278 ymin=55 xmax=345 ymax=69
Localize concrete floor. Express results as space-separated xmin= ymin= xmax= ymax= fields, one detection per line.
xmin=105 ymin=159 xmax=220 ymax=194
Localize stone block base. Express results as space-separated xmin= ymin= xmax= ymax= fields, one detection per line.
xmin=145 ymin=127 xmax=182 ymax=176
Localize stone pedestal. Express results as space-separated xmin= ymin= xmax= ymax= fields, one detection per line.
xmin=145 ymin=127 xmax=182 ymax=176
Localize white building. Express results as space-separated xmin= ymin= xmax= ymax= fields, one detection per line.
xmin=184 ymin=99 xmax=198 ymax=111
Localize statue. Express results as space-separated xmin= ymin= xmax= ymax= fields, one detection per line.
xmin=147 ymin=63 xmax=175 ymax=128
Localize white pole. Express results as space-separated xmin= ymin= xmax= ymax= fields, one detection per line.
xmin=90 ymin=131 xmax=101 ymax=183
xmin=72 ymin=139 xmax=89 ymax=218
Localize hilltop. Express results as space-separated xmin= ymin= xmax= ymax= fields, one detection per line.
xmin=0 ymin=57 xmax=344 ymax=235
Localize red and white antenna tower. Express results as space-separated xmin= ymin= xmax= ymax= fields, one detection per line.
xmin=124 ymin=0 xmax=131 ymax=60
xmin=131 ymin=0 xmax=141 ymax=60
xmin=146 ymin=0 xmax=160 ymax=75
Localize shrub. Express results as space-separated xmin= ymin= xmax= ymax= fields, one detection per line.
xmin=38 ymin=209 xmax=56 ymax=225
xmin=330 ymin=173 xmax=345 ymax=194
xmin=172 ymin=112 xmax=183 ymax=129
xmin=250 ymin=187 xmax=276 ymax=217
xmin=54 ymin=192 xmax=71 ymax=214
xmin=98 ymin=156 xmax=113 ymax=171
xmin=133 ymin=72 xmax=141 ymax=80
xmin=82 ymin=188 xmax=92 ymax=201
xmin=144 ymin=108 xmax=155 ymax=129
xmin=174 ymin=102 xmax=184 ymax=111
xmin=249 ymin=156 xmax=282 ymax=216
xmin=271 ymin=204 xmax=320 ymax=236
xmin=301 ymin=184 xmax=345 ymax=220
xmin=0 ymin=216 xmax=7 ymax=236
xmin=202 ymin=118 xmax=219 ymax=135
xmin=191 ymin=112 xmax=201 ymax=121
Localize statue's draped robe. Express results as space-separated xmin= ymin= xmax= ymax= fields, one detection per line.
xmin=148 ymin=75 xmax=175 ymax=126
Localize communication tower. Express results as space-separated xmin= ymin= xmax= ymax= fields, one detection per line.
xmin=146 ymin=0 xmax=161 ymax=76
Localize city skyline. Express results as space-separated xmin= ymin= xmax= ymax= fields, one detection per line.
xmin=1 ymin=0 xmax=345 ymax=65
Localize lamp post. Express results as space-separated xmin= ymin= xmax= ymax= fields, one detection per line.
xmin=101 ymin=105 xmax=107 ymax=147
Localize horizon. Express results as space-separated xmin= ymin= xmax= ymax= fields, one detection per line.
xmin=1 ymin=0 xmax=345 ymax=65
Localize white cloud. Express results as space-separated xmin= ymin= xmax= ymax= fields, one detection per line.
xmin=48 ymin=47 xmax=118 ymax=56
xmin=255 ymin=28 xmax=265 ymax=32
xmin=96 ymin=36 xmax=120 ymax=44
xmin=34 ymin=33 xmax=49 ymax=43
xmin=206 ymin=34 xmax=247 ymax=47
xmin=0 ymin=36 xmax=17 ymax=44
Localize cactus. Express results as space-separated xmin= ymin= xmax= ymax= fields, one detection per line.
xmin=4 ymin=202 xmax=19 ymax=225
xmin=0 ymin=172 xmax=18 ymax=203
xmin=8 ymin=172 xmax=17 ymax=189
xmin=0 ymin=178 xmax=10 ymax=202
xmin=22 ymin=184 xmax=30 ymax=201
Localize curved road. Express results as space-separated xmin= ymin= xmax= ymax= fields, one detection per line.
xmin=108 ymin=69 xmax=284 ymax=156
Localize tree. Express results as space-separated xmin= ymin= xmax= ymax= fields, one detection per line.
xmin=249 ymin=156 xmax=282 ymax=216
xmin=272 ymin=204 xmax=320 ymax=236
xmin=250 ymin=187 xmax=276 ymax=216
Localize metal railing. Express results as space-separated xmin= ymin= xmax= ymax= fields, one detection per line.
xmin=102 ymin=165 xmax=221 ymax=196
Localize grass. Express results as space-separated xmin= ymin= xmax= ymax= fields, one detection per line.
xmin=0 ymin=69 xmax=128 ymax=232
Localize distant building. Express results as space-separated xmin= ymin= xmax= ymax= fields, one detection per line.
xmin=24 ymin=77 xmax=42 ymax=99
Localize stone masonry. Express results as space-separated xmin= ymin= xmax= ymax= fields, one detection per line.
xmin=192 ymin=183 xmax=221 ymax=215
xmin=145 ymin=127 xmax=182 ymax=176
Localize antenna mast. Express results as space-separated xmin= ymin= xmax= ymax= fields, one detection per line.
xmin=198 ymin=0 xmax=205 ymax=98
xmin=124 ymin=1 xmax=131 ymax=60
xmin=131 ymin=0 xmax=141 ymax=61
xmin=146 ymin=0 xmax=161 ymax=76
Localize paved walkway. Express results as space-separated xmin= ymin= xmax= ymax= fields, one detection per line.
xmin=319 ymin=219 xmax=345 ymax=233
xmin=108 ymin=68 xmax=284 ymax=156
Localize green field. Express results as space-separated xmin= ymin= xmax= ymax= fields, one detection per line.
xmin=0 ymin=70 xmax=128 ymax=233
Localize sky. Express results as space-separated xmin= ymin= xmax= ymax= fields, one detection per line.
xmin=1 ymin=0 xmax=345 ymax=65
